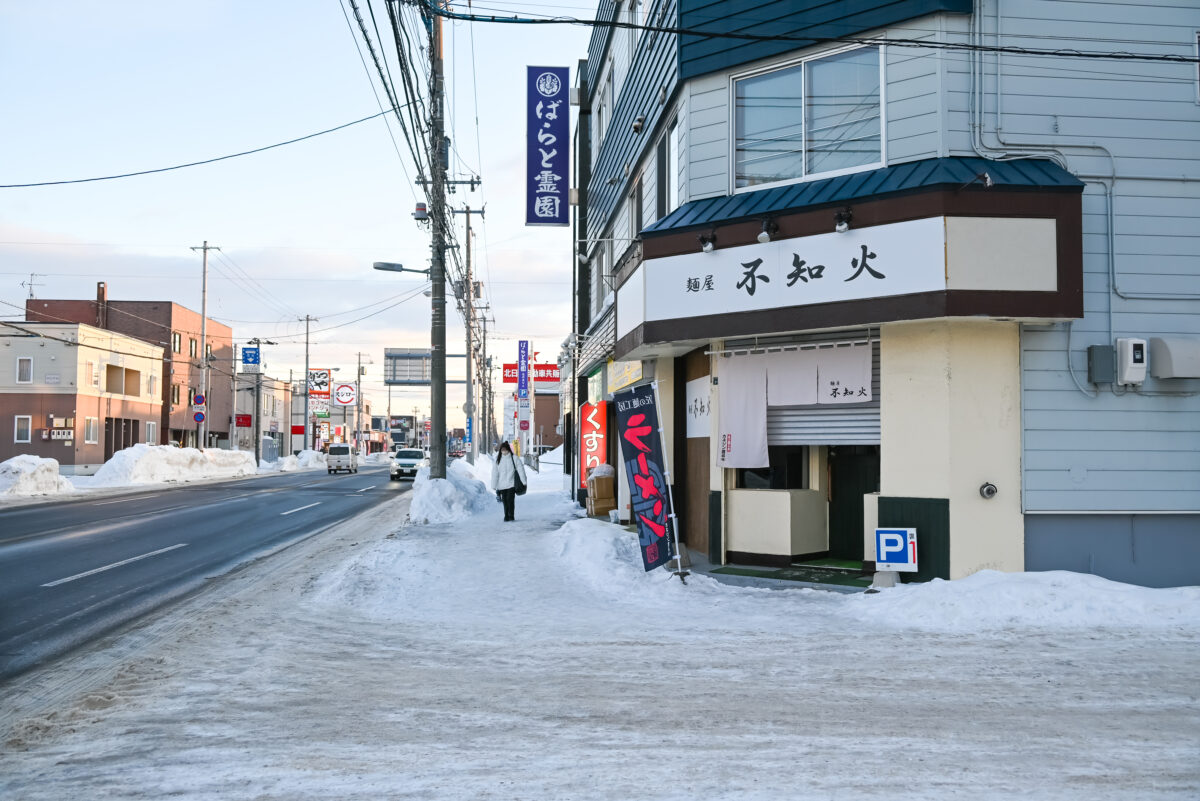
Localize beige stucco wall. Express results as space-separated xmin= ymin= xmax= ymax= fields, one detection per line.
xmin=726 ymin=489 xmax=827 ymax=557
xmin=879 ymin=319 xmax=1024 ymax=577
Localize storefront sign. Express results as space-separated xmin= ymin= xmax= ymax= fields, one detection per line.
xmin=526 ymin=66 xmax=569 ymax=226
xmin=333 ymin=383 xmax=356 ymax=406
xmin=308 ymin=368 xmax=331 ymax=398
xmin=236 ymin=414 xmax=252 ymax=428
xmin=503 ymin=363 xmax=560 ymax=382
xmin=606 ymin=359 xmax=643 ymax=393
xmin=614 ymin=384 xmax=674 ymax=572
xmin=685 ymin=377 xmax=711 ymax=438
xmin=643 ymin=217 xmax=946 ymax=322
xmin=578 ymin=401 xmax=607 ymax=489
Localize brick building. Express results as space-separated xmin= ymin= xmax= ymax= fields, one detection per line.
xmin=0 ymin=322 xmax=164 ymax=473
xmin=26 ymin=282 xmax=234 ymax=448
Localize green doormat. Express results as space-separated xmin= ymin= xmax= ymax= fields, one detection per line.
xmin=711 ymin=564 xmax=872 ymax=589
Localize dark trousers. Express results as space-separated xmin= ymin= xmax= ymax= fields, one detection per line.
xmin=499 ymin=487 xmax=516 ymax=521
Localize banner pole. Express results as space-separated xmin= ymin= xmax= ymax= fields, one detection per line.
xmin=651 ymin=380 xmax=688 ymax=584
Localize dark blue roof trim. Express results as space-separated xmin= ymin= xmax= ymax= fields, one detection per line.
xmin=642 ymin=157 xmax=1084 ymax=235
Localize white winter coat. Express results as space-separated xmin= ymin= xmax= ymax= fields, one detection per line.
xmin=491 ymin=451 xmax=528 ymax=491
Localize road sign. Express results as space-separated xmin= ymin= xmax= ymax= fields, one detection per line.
xmin=242 ymin=346 xmax=260 ymax=374
xmin=193 ymin=394 xmax=205 ymax=406
xmin=520 ymin=420 xmax=530 ymax=431
xmin=875 ymin=528 xmax=918 ymax=572
xmin=194 ymin=411 xmax=206 ymax=423
xmin=333 ymin=383 xmax=357 ymax=406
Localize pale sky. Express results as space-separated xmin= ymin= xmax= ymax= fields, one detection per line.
xmin=0 ymin=1 xmax=593 ymax=430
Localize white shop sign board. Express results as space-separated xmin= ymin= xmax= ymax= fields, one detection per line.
xmin=643 ymin=217 xmax=946 ymax=321
xmin=685 ymin=377 xmax=711 ymax=438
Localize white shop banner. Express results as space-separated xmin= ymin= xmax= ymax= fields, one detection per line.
xmin=816 ymin=343 xmax=872 ymax=404
xmin=716 ymin=354 xmax=769 ymax=469
xmin=644 ymin=216 xmax=946 ymax=321
xmin=685 ymin=376 xmax=711 ymax=438
xmin=767 ymin=349 xmax=819 ymax=406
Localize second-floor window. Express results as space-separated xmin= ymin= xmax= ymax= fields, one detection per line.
xmin=171 ymin=384 xmax=180 ymax=405
xmin=16 ymin=357 xmax=32 ymax=383
xmin=172 ymin=332 xmax=181 ymax=353
xmin=189 ymin=338 xmax=198 ymax=358
xmin=734 ymin=45 xmax=881 ymax=190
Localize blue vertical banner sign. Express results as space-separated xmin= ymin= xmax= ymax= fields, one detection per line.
xmin=465 ymin=417 xmax=473 ymax=446
xmin=614 ymin=384 xmax=675 ymax=572
xmin=517 ymin=340 xmax=530 ymax=399
xmin=526 ymin=66 xmax=569 ymax=227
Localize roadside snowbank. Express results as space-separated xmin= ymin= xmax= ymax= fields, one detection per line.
xmin=0 ymin=455 xmax=76 ymax=496
xmin=258 ymin=449 xmax=326 ymax=473
xmin=407 ymin=458 xmax=494 ymax=524
xmin=85 ymin=444 xmax=257 ymax=486
xmin=364 ymin=451 xmax=392 ymax=465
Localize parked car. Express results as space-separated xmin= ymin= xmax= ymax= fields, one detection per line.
xmin=390 ymin=448 xmax=426 ymax=481
xmin=327 ymin=444 xmax=358 ymax=474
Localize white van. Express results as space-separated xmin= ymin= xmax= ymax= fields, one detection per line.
xmin=327 ymin=444 xmax=358 ymax=474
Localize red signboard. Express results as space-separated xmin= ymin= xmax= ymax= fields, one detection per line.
xmin=503 ymin=363 xmax=561 ymax=383
xmin=578 ymin=401 xmax=607 ymax=489
xmin=291 ymin=425 xmax=305 ymax=435
xmin=235 ymin=414 xmax=252 ymax=428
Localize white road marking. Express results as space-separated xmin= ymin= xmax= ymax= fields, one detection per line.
xmin=355 ymin=486 xmax=374 ymax=492
xmin=280 ymin=502 xmax=321 ymax=516
xmin=42 ymin=543 xmax=188 ymax=587
xmin=93 ymin=494 xmax=162 ymax=506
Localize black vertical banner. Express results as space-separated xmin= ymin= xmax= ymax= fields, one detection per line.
xmin=614 ymin=384 xmax=674 ymax=572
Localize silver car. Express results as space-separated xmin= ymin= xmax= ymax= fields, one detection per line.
xmin=389 ymin=448 xmax=426 ymax=481
xmin=327 ymin=444 xmax=358 ymax=474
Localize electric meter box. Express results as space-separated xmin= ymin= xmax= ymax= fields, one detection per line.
xmin=1115 ymin=338 xmax=1147 ymax=386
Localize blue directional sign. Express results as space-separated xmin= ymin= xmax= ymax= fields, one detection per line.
xmin=465 ymin=417 xmax=473 ymax=446
xmin=242 ymin=347 xmax=260 ymax=365
xmin=875 ymin=528 xmax=918 ymax=572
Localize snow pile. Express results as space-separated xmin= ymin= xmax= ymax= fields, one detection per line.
xmin=848 ymin=569 xmax=1200 ymax=632
xmin=539 ymin=444 xmax=563 ymax=467
xmin=408 ymin=458 xmax=494 ymax=524
xmin=89 ymin=444 xmax=257 ymax=486
xmin=364 ymin=451 xmax=392 ymax=465
xmin=259 ymin=449 xmax=327 ymax=473
xmin=587 ymin=463 xmax=615 ymax=478
xmin=0 ymin=455 xmax=76 ymax=496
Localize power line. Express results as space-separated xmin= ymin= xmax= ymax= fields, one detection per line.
xmin=424 ymin=1 xmax=1200 ymax=66
xmin=0 ymin=110 xmax=392 ymax=189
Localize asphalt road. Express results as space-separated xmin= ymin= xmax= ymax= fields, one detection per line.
xmin=0 ymin=465 xmax=408 ymax=680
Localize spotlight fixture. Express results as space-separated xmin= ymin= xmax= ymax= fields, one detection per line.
xmin=698 ymin=231 xmax=716 ymax=253
xmin=957 ymin=171 xmax=994 ymax=191
xmin=756 ymin=218 xmax=779 ymax=244
xmin=834 ymin=208 xmax=853 ymax=234
xmin=632 ymin=115 xmax=645 ymax=134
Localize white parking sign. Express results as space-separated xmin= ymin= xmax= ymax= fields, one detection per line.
xmin=875 ymin=528 xmax=918 ymax=572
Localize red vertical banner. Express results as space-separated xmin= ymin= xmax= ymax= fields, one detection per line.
xmin=614 ymin=384 xmax=674 ymax=572
xmin=578 ymin=401 xmax=607 ymax=489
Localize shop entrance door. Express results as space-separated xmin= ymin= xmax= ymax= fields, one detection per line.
xmin=828 ymin=445 xmax=880 ymax=561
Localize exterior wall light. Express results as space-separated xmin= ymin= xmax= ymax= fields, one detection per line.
xmin=834 ymin=208 xmax=853 ymax=233
xmin=757 ymin=218 xmax=779 ymax=244
xmin=632 ymin=115 xmax=645 ymax=134
xmin=698 ymin=232 xmax=716 ymax=253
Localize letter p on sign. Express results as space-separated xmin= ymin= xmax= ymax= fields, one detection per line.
xmin=875 ymin=528 xmax=918 ymax=572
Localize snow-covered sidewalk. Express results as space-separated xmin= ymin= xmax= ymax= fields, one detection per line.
xmin=2 ymin=458 xmax=1198 ymax=800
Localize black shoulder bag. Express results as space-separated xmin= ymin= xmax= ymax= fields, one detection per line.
xmin=511 ymin=454 xmax=527 ymax=495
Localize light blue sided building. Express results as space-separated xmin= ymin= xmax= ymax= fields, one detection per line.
xmin=566 ymin=0 xmax=1200 ymax=587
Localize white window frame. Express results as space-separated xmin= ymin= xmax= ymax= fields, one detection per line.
xmin=146 ymin=420 xmax=157 ymax=444
xmin=729 ymin=43 xmax=887 ymax=195
xmin=84 ymin=417 xmax=99 ymax=444
xmin=14 ymin=415 xmax=32 ymax=443
xmin=16 ymin=356 xmax=33 ymax=384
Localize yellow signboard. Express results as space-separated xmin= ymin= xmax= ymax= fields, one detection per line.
xmin=607 ymin=359 xmax=643 ymax=393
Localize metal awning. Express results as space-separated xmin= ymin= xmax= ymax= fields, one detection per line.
xmin=642 ymin=157 xmax=1084 ymax=236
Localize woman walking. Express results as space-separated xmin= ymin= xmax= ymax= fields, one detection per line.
xmin=491 ymin=441 xmax=529 ymax=522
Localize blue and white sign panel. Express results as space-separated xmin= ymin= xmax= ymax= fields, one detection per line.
xmin=875 ymin=528 xmax=918 ymax=572
xmin=242 ymin=346 xmax=260 ymax=374
xmin=465 ymin=417 xmax=472 ymax=446
xmin=517 ymin=340 xmax=530 ymax=399
xmin=526 ymin=66 xmax=569 ymax=227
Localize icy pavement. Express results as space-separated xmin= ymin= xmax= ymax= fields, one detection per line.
xmin=2 ymin=460 xmax=1198 ymax=800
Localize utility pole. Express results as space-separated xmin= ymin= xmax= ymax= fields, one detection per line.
xmin=354 ymin=351 xmax=372 ymax=455
xmin=425 ymin=1 xmax=448 ymax=479
xmin=190 ymin=241 xmax=219 ymax=448
xmin=301 ymin=315 xmax=317 ymax=451
xmin=451 ymin=206 xmax=484 ymax=464
xmin=248 ymin=338 xmax=277 ymax=464
xmin=480 ymin=310 xmax=491 ymax=454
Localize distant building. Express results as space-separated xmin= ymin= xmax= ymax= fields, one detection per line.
xmin=0 ymin=322 xmax=164 ymax=473
xmin=27 ymin=282 xmax=234 ymax=449
xmin=234 ymin=373 xmax=292 ymax=460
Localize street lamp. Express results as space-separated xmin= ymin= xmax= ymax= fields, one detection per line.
xmin=373 ymin=262 xmax=430 ymax=276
